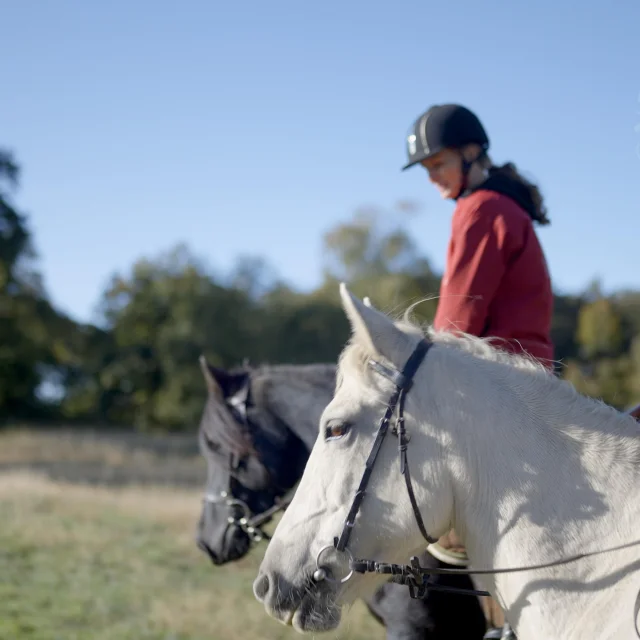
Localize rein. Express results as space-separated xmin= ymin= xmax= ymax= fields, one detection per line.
xmin=312 ymin=337 xmax=640 ymax=635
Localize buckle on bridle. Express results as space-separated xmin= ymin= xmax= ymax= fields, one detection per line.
xmin=369 ymin=359 xmax=412 ymax=391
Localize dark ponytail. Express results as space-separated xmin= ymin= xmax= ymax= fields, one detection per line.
xmin=488 ymin=162 xmax=550 ymax=225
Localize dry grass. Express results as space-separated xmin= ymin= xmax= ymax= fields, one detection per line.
xmin=0 ymin=427 xmax=206 ymax=488
xmin=0 ymin=427 xmax=383 ymax=640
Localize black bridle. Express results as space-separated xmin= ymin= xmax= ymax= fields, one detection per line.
xmin=201 ymin=379 xmax=292 ymax=544
xmin=201 ymin=454 xmax=292 ymax=544
xmin=312 ymin=337 xmax=640 ymax=634
xmin=311 ymin=338 xmax=484 ymax=598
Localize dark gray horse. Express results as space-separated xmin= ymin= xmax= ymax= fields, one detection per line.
xmin=195 ymin=355 xmax=489 ymax=640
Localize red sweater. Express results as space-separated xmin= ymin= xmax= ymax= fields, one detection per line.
xmin=433 ymin=187 xmax=554 ymax=366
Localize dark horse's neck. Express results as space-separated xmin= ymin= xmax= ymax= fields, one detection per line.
xmin=246 ymin=363 xmax=337 ymax=492
xmin=248 ymin=363 xmax=337 ymax=450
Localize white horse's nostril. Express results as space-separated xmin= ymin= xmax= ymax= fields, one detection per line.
xmin=253 ymin=572 xmax=270 ymax=601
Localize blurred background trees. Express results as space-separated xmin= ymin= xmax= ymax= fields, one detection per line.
xmin=2 ymin=147 xmax=638 ymax=430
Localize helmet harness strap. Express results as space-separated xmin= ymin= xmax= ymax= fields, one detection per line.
xmin=452 ymin=148 xmax=488 ymax=200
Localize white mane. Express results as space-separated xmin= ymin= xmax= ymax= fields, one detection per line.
xmin=337 ymin=316 xmax=635 ymax=445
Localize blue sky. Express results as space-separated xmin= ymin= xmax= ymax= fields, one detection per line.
xmin=3 ymin=0 xmax=639 ymax=324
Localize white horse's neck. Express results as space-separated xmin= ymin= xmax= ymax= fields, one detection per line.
xmin=415 ymin=342 xmax=640 ymax=639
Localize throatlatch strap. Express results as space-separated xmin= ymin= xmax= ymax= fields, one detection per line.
xmin=396 ymin=389 xmax=437 ymax=544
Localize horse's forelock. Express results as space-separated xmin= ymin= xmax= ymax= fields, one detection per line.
xmin=336 ymin=337 xmax=377 ymax=394
xmin=202 ymin=393 xmax=254 ymax=460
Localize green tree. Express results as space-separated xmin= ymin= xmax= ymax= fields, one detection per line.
xmin=549 ymin=293 xmax=583 ymax=364
xmin=0 ymin=149 xmax=61 ymax=419
xmin=90 ymin=244 xmax=259 ymax=429
xmin=318 ymin=206 xmax=441 ymax=324
xmin=576 ymin=296 xmax=623 ymax=359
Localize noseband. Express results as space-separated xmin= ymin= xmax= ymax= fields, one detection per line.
xmin=202 ymin=449 xmax=292 ymax=543
xmin=202 ymin=483 xmax=290 ymax=543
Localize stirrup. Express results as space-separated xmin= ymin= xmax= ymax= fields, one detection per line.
xmin=501 ymin=623 xmax=516 ymax=639
xmin=483 ymin=624 xmax=516 ymax=640
xmin=426 ymin=541 xmax=470 ymax=566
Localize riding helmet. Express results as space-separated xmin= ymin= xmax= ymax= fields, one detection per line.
xmin=402 ymin=104 xmax=490 ymax=171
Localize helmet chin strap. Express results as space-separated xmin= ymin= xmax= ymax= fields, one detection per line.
xmin=451 ymin=156 xmax=472 ymax=200
xmin=451 ymin=150 xmax=489 ymax=200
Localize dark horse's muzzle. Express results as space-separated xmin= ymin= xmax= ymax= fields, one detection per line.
xmin=197 ymin=523 xmax=251 ymax=565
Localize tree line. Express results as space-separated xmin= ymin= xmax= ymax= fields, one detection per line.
xmin=2 ymin=148 xmax=639 ymax=431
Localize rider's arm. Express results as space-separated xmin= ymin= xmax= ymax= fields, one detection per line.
xmin=433 ymin=204 xmax=508 ymax=337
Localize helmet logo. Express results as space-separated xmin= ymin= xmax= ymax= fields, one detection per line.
xmin=407 ymin=134 xmax=417 ymax=156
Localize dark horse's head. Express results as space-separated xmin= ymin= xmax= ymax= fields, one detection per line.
xmin=195 ymin=355 xmax=309 ymax=565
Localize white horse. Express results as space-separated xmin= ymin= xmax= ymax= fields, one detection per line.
xmin=253 ymin=283 xmax=640 ymax=640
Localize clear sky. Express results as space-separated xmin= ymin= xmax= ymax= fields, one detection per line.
xmin=3 ymin=0 xmax=639 ymax=324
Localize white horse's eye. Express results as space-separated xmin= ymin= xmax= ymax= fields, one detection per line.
xmin=324 ymin=422 xmax=350 ymax=442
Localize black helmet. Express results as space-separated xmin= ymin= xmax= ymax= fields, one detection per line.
xmin=402 ymin=104 xmax=489 ymax=171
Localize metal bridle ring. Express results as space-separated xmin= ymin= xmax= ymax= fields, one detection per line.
xmin=313 ymin=544 xmax=354 ymax=584
xmin=224 ymin=498 xmax=251 ymax=521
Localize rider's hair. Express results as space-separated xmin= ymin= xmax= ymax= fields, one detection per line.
xmin=478 ymin=153 xmax=550 ymax=226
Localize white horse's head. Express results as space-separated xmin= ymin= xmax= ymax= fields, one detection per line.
xmin=253 ymin=284 xmax=457 ymax=633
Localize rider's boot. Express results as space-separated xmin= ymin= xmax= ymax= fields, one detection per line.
xmin=484 ymin=623 xmax=516 ymax=639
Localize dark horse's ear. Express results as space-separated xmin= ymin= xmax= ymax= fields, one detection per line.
xmin=199 ymin=355 xmax=249 ymax=399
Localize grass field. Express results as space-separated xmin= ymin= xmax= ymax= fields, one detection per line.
xmin=0 ymin=427 xmax=384 ymax=640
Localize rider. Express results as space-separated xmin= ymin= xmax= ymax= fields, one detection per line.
xmin=403 ymin=103 xmax=554 ymax=366
xmin=402 ymin=103 xmax=555 ymax=638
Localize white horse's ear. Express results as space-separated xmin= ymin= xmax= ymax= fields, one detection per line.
xmin=339 ymin=283 xmax=410 ymax=363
